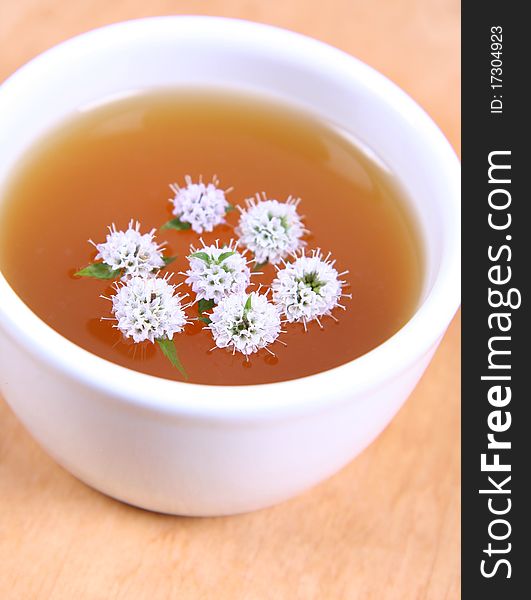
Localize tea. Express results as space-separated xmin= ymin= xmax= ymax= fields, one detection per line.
xmin=0 ymin=89 xmax=422 ymax=385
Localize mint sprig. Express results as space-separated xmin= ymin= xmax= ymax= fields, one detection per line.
xmin=75 ymin=263 xmax=122 ymax=280
xmin=156 ymin=337 xmax=188 ymax=379
xmin=162 ymin=255 xmax=177 ymax=266
xmin=198 ymin=298 xmax=216 ymax=314
xmin=217 ymin=251 xmax=236 ymax=262
xmin=161 ymin=217 xmax=191 ymax=231
xmin=75 ymin=255 xmax=176 ymax=280
xmin=197 ymin=298 xmax=215 ymax=325
xmin=244 ymin=294 xmax=252 ymax=312
xmin=189 ymin=250 xmax=236 ymax=266
xmin=189 ymin=251 xmax=211 ymax=264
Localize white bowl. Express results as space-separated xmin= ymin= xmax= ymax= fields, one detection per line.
xmin=0 ymin=16 xmax=460 ymax=516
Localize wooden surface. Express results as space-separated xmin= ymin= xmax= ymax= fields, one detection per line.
xmin=0 ymin=1 xmax=460 ymax=598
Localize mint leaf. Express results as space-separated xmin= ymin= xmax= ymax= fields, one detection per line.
xmin=75 ymin=263 xmax=121 ymax=280
xmin=244 ymin=294 xmax=252 ymax=312
xmin=156 ymin=337 xmax=188 ymax=379
xmin=198 ymin=298 xmax=215 ymax=315
xmin=189 ymin=251 xmax=211 ymax=264
xmin=253 ymin=261 xmax=267 ymax=272
xmin=162 ymin=255 xmax=177 ymax=266
xmin=225 ymin=203 xmax=236 ymax=213
xmin=217 ymin=251 xmax=236 ymax=263
xmin=161 ymin=217 xmax=191 ymax=231
xmin=199 ymin=316 xmax=211 ymax=325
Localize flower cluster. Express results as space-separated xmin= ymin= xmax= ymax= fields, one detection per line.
xmin=184 ymin=239 xmax=251 ymax=303
xmin=208 ymin=291 xmax=282 ymax=356
xmin=170 ymin=175 xmax=230 ymax=234
xmin=111 ymin=275 xmax=188 ymax=343
xmin=77 ymin=174 xmax=349 ymax=371
xmin=236 ymin=194 xmax=306 ymax=265
xmin=272 ymin=249 xmax=348 ymax=328
xmin=93 ymin=220 xmax=165 ymax=279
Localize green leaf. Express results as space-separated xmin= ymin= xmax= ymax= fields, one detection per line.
xmin=75 ymin=263 xmax=121 ymax=280
xmin=162 ymin=255 xmax=177 ymax=266
xmin=189 ymin=251 xmax=211 ymax=264
xmin=217 ymin=251 xmax=236 ymax=263
xmin=253 ymin=261 xmax=267 ymax=272
xmin=244 ymin=294 xmax=252 ymax=312
xmin=161 ymin=217 xmax=191 ymax=231
xmin=198 ymin=316 xmax=212 ymax=325
xmin=225 ymin=203 xmax=236 ymax=213
xmin=198 ymin=298 xmax=215 ymax=315
xmin=156 ymin=337 xmax=188 ymax=379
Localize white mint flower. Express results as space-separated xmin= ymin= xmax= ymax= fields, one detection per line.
xmin=110 ymin=275 xmax=189 ymax=343
xmin=208 ymin=291 xmax=282 ymax=356
xmin=185 ymin=239 xmax=251 ymax=303
xmin=93 ymin=220 xmax=164 ymax=279
xmin=170 ymin=175 xmax=230 ymax=234
xmin=271 ymin=249 xmax=349 ymax=328
xmin=236 ymin=194 xmax=306 ymax=265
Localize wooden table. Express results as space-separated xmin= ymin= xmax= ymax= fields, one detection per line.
xmin=0 ymin=1 xmax=460 ymax=598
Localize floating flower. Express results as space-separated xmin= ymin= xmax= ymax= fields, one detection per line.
xmin=185 ymin=239 xmax=251 ymax=303
xmin=208 ymin=291 xmax=282 ymax=356
xmin=236 ymin=194 xmax=306 ymax=265
xmin=271 ymin=249 xmax=349 ymax=328
xmin=91 ymin=220 xmax=165 ymax=280
xmin=109 ymin=275 xmax=189 ymax=344
xmin=168 ymin=175 xmax=230 ymax=234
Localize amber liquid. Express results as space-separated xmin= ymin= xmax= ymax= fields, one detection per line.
xmin=0 ymin=89 xmax=422 ymax=385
